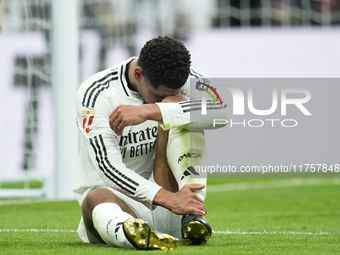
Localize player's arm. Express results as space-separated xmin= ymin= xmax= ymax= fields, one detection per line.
xmin=109 ymin=75 xmax=228 ymax=135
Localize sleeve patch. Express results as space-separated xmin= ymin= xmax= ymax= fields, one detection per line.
xmin=82 ymin=110 xmax=96 ymax=116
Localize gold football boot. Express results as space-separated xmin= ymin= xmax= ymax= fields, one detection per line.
xmin=181 ymin=214 xmax=212 ymax=245
xmin=123 ymin=218 xmax=177 ymax=250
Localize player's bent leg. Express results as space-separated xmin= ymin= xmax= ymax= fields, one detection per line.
xmin=82 ymin=188 xmax=177 ymax=250
xmin=167 ymin=129 xmax=212 ymax=245
xmin=154 ymin=95 xmax=212 ymax=245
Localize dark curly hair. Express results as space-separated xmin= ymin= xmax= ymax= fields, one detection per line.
xmin=137 ymin=36 xmax=191 ymax=89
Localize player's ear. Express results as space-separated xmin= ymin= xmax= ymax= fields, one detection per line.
xmin=134 ymin=66 xmax=144 ymax=81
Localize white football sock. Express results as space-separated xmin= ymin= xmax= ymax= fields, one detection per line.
xmin=167 ymin=128 xmax=207 ymax=201
xmin=92 ymin=202 xmax=135 ymax=249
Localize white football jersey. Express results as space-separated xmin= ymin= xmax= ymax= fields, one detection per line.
xmin=74 ymin=57 xmax=228 ymax=209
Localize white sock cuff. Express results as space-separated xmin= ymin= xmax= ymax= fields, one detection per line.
xmin=92 ymin=202 xmax=122 ymax=216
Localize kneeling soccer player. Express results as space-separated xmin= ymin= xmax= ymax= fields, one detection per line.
xmin=74 ymin=36 xmax=228 ymax=250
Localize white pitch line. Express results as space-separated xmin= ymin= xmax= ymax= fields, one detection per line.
xmin=213 ymin=230 xmax=340 ymax=235
xmin=0 ymin=199 xmax=46 ymax=206
xmin=1 ymin=229 xmax=338 ymax=235
xmin=207 ymin=178 xmax=340 ymax=193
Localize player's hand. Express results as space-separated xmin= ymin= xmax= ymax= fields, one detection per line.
xmin=109 ymin=104 xmax=162 ymax=136
xmin=155 ymin=184 xmax=207 ymax=216
xmin=171 ymin=184 xmax=207 ymax=215
xmin=109 ymin=105 xmax=147 ymax=136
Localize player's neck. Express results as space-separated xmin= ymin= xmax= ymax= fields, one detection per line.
xmin=127 ymin=58 xmax=139 ymax=92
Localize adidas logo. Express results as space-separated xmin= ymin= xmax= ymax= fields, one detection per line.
xmin=114 ymin=222 xmax=124 ymax=240
xmin=180 ymin=166 xmax=199 ymax=180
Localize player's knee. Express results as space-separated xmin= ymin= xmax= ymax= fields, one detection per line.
xmin=83 ymin=188 xmax=117 ymax=212
xmin=161 ymin=95 xmax=189 ymax=103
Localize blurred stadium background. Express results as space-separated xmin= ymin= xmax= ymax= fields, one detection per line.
xmin=0 ymin=0 xmax=339 ymax=200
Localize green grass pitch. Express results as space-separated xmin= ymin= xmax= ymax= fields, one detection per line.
xmin=1 ymin=178 xmax=339 ymax=255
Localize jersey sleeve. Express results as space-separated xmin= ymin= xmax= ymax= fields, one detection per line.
xmin=75 ymin=79 xmax=161 ymax=210
xmin=156 ymin=69 xmax=229 ymax=131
